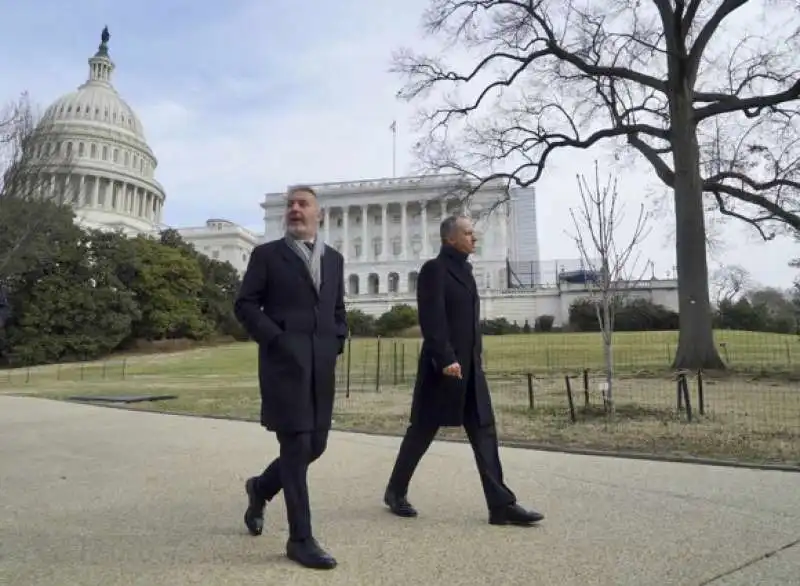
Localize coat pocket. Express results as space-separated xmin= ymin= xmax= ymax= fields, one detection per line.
xmin=268 ymin=332 xmax=302 ymax=366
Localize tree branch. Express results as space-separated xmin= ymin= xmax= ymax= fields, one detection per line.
xmin=687 ymin=0 xmax=750 ymax=82
xmin=628 ymin=134 xmax=675 ymax=185
xmin=401 ymin=0 xmax=800 ymax=237
xmin=705 ymin=181 xmax=800 ymax=233
xmin=694 ymin=80 xmax=800 ymax=121
xmin=681 ymin=0 xmax=703 ymax=37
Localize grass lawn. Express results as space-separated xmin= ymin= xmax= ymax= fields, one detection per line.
xmin=1 ymin=330 xmax=799 ymax=466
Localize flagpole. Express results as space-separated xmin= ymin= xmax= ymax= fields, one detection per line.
xmin=391 ymin=120 xmax=397 ymax=177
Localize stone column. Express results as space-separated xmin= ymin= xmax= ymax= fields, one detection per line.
xmin=342 ymin=205 xmax=350 ymax=262
xmin=380 ymin=203 xmax=388 ymax=260
xmin=92 ymin=177 xmax=100 ymax=207
xmin=421 ymin=200 xmax=429 ymax=256
xmin=361 ymin=204 xmax=368 ymax=261
xmin=78 ymin=175 xmax=85 ymax=206
xmin=440 ymin=199 xmax=447 ymax=220
xmin=500 ymin=202 xmax=508 ymax=259
xmin=400 ymin=201 xmax=408 ymax=260
xmin=49 ymin=175 xmax=56 ymax=201
xmin=324 ymin=207 xmax=331 ymax=243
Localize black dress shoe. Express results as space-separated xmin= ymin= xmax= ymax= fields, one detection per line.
xmin=243 ymin=477 xmax=266 ymax=536
xmin=489 ymin=503 xmax=544 ymax=526
xmin=384 ymin=488 xmax=418 ymax=517
xmin=286 ymin=537 xmax=337 ymax=570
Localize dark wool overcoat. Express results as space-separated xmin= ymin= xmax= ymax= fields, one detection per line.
xmin=234 ymin=239 xmax=347 ymax=432
xmin=409 ymin=245 xmax=495 ymax=428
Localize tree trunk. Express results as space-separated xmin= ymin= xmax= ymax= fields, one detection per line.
xmin=603 ymin=327 xmax=614 ymax=416
xmin=669 ymin=99 xmax=726 ymax=370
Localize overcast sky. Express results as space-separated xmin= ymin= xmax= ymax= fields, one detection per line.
xmin=1 ymin=0 xmax=797 ymax=289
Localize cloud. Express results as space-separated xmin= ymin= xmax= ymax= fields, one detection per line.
xmin=0 ymin=0 xmax=797 ymax=288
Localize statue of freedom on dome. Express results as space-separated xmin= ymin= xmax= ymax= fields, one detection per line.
xmin=96 ymin=26 xmax=110 ymax=56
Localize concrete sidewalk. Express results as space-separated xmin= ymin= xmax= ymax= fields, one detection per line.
xmin=1 ymin=395 xmax=798 ymax=586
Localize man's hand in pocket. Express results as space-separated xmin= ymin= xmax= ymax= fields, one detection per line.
xmin=442 ymin=362 xmax=462 ymax=379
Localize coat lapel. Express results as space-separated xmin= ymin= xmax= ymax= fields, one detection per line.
xmin=277 ymin=239 xmax=318 ymax=297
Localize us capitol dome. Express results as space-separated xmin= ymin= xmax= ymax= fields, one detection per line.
xmin=31 ymin=27 xmax=166 ymax=235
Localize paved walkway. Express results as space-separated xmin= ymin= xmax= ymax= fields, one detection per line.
xmin=1 ymin=395 xmax=799 ymax=586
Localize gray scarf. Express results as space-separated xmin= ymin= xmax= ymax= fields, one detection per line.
xmin=284 ymin=233 xmax=324 ymax=292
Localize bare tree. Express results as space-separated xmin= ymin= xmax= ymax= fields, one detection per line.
xmin=393 ymin=0 xmax=800 ymax=369
xmin=709 ymin=264 xmax=751 ymax=306
xmin=568 ymin=163 xmax=650 ymax=411
xmin=0 ymin=92 xmax=76 ymax=278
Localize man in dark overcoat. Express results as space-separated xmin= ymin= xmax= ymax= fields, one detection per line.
xmin=383 ymin=215 xmax=544 ymax=526
xmin=234 ymin=185 xmax=347 ymax=570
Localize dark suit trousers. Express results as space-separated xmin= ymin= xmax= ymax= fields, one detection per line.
xmin=253 ymin=430 xmax=329 ymax=541
xmin=387 ymin=371 xmax=516 ymax=510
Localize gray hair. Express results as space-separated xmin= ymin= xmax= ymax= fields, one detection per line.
xmin=287 ymin=184 xmax=317 ymax=198
xmin=440 ymin=214 xmax=465 ymax=242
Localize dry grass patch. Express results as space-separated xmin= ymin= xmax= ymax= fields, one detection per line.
xmin=2 ymin=333 xmax=798 ymax=466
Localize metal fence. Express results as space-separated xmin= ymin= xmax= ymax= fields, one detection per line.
xmin=1 ymin=332 xmax=798 ymax=467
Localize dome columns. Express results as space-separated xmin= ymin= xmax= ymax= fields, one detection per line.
xmin=38 ymin=170 xmax=164 ymax=225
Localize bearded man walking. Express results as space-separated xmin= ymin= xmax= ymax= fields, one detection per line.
xmin=234 ymin=185 xmax=347 ymax=570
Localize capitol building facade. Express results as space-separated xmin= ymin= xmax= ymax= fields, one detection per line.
xmin=22 ymin=28 xmax=678 ymax=326
xmin=262 ymin=176 xmax=536 ymax=298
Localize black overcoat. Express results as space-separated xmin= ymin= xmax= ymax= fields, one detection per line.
xmin=234 ymin=239 xmax=347 ymax=433
xmin=409 ymin=245 xmax=495 ymax=428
